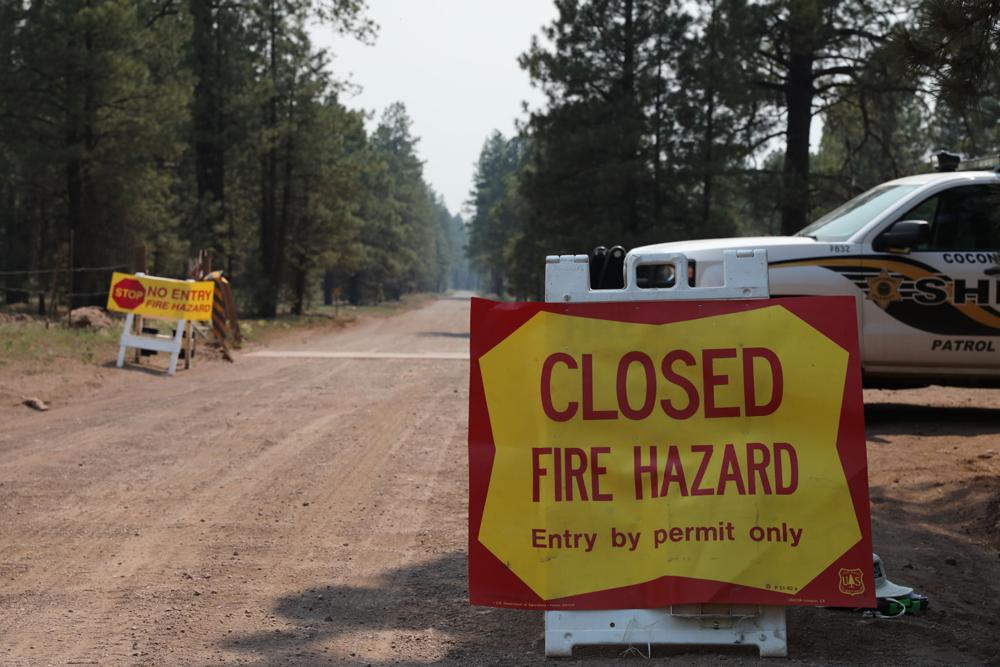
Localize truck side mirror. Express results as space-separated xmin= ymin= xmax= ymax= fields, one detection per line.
xmin=873 ymin=219 xmax=930 ymax=253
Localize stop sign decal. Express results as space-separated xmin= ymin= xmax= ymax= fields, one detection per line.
xmin=111 ymin=277 xmax=146 ymax=310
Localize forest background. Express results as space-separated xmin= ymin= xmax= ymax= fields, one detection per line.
xmin=1 ymin=0 xmax=998 ymax=311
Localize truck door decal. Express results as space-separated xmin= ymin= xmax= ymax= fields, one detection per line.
xmin=771 ymin=256 xmax=1000 ymax=336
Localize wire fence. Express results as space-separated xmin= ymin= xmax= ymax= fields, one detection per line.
xmin=0 ymin=286 xmax=110 ymax=298
xmin=0 ymin=264 xmax=126 ymax=318
xmin=0 ymin=264 xmax=127 ymax=277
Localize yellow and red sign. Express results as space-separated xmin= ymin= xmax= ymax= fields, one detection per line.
xmin=468 ymin=297 xmax=873 ymax=609
xmin=106 ymin=272 xmax=215 ymax=322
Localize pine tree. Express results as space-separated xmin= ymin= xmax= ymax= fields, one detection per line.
xmin=751 ymin=0 xmax=909 ymax=234
xmin=669 ymin=0 xmax=766 ymax=238
xmin=811 ymin=47 xmax=928 ymax=214
xmin=467 ymin=131 xmax=528 ymax=297
xmin=346 ymin=103 xmax=445 ymax=304
xmin=520 ymin=0 xmax=668 ymax=250
xmin=0 ymin=0 xmax=191 ymax=306
xmin=900 ymin=0 xmax=1000 ymax=108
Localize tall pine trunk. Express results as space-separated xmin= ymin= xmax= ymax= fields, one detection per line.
xmin=780 ymin=6 xmax=816 ymax=237
xmin=191 ymin=0 xmax=226 ymax=258
xmin=66 ymin=13 xmax=98 ymax=308
xmin=291 ymin=262 xmax=306 ymax=315
xmin=780 ymin=48 xmax=813 ymax=236
xmin=621 ymin=0 xmax=639 ymax=234
xmin=258 ymin=0 xmax=281 ymax=317
xmin=700 ymin=0 xmax=719 ymax=232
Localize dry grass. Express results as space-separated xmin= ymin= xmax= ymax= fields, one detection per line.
xmin=0 ymin=319 xmax=119 ymax=367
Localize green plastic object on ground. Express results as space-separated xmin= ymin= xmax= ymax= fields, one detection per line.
xmin=877 ymin=592 xmax=929 ymax=616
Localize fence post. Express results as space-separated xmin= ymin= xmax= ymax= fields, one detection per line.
xmin=66 ymin=229 xmax=73 ymax=327
xmin=133 ymin=245 xmax=147 ymax=364
xmin=47 ymin=267 xmax=58 ymax=323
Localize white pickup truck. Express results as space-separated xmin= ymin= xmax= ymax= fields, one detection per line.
xmin=627 ymin=169 xmax=1000 ymax=388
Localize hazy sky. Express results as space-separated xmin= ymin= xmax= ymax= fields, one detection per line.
xmin=310 ymin=0 xmax=558 ymax=216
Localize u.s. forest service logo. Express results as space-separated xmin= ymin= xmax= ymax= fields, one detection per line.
xmin=838 ymin=567 xmax=865 ymax=596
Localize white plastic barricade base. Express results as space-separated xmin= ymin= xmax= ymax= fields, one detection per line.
xmin=544 ymin=606 xmax=788 ymax=658
xmin=116 ymin=311 xmax=187 ymax=376
xmin=542 ymin=246 xmax=785 ymax=659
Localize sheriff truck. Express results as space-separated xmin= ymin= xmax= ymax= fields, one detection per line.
xmin=623 ymin=165 xmax=1000 ymax=388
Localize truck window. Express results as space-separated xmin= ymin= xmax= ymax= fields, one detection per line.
xmin=897 ymin=185 xmax=1000 ymax=251
xmin=797 ymin=184 xmax=919 ymax=241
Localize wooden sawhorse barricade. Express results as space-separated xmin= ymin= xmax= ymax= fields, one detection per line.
xmin=542 ymin=248 xmax=787 ymax=659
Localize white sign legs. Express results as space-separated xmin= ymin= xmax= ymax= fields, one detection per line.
xmin=116 ymin=312 xmax=188 ymax=376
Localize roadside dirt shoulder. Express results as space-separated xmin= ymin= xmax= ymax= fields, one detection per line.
xmin=0 ymin=296 xmax=433 ymax=420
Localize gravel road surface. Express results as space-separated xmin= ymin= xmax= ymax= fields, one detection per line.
xmin=2 ymin=296 xmax=999 ymax=665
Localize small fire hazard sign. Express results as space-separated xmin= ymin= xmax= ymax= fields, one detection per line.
xmin=106 ymin=272 xmax=214 ymax=322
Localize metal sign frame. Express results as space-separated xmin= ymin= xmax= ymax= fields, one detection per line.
xmin=544 ymin=249 xmax=768 ymax=303
xmin=542 ymin=247 xmax=788 ymax=659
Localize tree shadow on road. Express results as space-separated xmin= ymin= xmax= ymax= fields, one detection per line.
xmin=220 ymin=553 xmax=776 ymax=664
xmin=857 ymin=473 xmax=1000 ymax=664
xmin=865 ymin=403 xmax=1000 ymax=439
xmin=417 ymin=331 xmax=470 ymax=339
xmin=99 ymin=359 xmax=177 ymax=377
xmin=217 ymin=528 xmax=1000 ymax=666
xmin=219 ymin=552 xmax=547 ymax=665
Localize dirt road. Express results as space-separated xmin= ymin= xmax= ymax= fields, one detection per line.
xmin=2 ymin=296 xmax=1000 ymax=665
